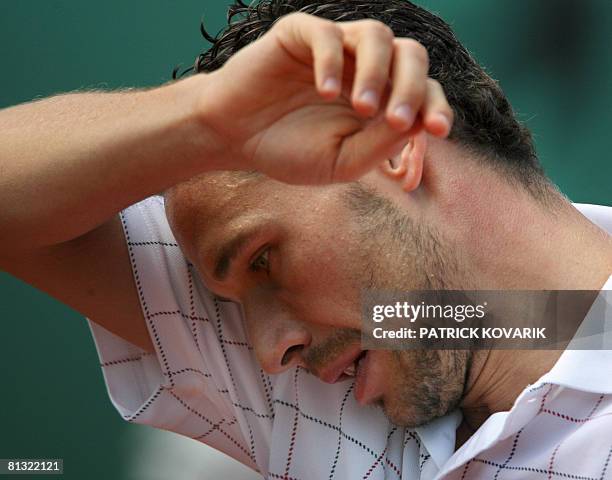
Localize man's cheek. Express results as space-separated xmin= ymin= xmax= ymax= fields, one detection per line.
xmin=293 ymin=291 xmax=362 ymax=330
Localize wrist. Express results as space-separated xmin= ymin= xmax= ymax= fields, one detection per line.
xmin=165 ymin=73 xmax=238 ymax=173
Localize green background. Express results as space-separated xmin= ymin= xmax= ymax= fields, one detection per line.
xmin=1 ymin=1 xmax=610 ymax=479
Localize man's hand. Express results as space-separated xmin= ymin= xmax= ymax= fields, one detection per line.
xmin=194 ymin=12 xmax=453 ymax=184
xmin=0 ymin=11 xmax=452 ymax=250
xmin=0 ymin=10 xmax=452 ymax=352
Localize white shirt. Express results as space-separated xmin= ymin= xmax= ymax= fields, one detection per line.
xmin=88 ymin=199 xmax=612 ymax=479
xmin=437 ymin=278 xmax=612 ymax=479
xmin=435 ymin=203 xmax=612 ymax=479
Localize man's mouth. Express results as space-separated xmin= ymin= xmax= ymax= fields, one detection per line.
xmin=341 ymin=350 xmax=366 ymax=378
xmin=318 ymin=344 xmax=363 ymax=384
xmin=317 ymin=347 xmax=382 ymax=406
xmin=353 ymin=350 xmax=382 ymax=406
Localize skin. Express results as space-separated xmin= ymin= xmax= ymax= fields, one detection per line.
xmin=0 ymin=13 xmax=451 ymax=354
xmin=0 ymin=9 xmax=610 ymax=448
xmin=164 ymin=132 xmax=612 ymax=435
xmin=164 ymin=172 xmax=465 ymax=428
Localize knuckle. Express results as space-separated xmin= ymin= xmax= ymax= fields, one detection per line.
xmin=426 ymin=78 xmax=445 ymax=96
xmin=276 ymin=11 xmax=310 ymax=29
xmin=320 ymin=50 xmax=342 ymax=69
xmin=401 ymin=38 xmax=429 ymax=64
xmin=427 ymin=79 xmax=450 ymax=104
xmin=359 ymin=62 xmax=390 ymax=87
xmin=378 ymin=24 xmax=395 ymax=41
xmin=358 ymin=19 xmax=378 ymax=30
xmin=363 ymin=72 xmax=388 ymax=89
xmin=426 ymin=77 xmax=441 ymax=89
xmin=320 ymin=21 xmax=343 ymax=40
xmin=275 ymin=13 xmax=296 ymax=29
xmin=441 ymin=100 xmax=454 ymax=117
xmin=287 ymin=11 xmax=308 ymax=21
xmin=363 ymin=20 xmax=394 ymax=40
xmin=396 ymin=81 xmax=427 ymax=104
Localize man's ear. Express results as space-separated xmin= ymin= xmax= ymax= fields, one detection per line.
xmin=379 ymin=130 xmax=428 ymax=192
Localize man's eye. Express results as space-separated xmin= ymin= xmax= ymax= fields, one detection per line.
xmin=249 ymin=248 xmax=270 ymax=274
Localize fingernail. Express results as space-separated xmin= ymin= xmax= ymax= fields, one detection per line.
xmin=358 ymin=89 xmax=378 ymax=109
xmin=322 ymin=77 xmax=340 ymax=93
xmin=393 ymin=104 xmax=415 ymax=126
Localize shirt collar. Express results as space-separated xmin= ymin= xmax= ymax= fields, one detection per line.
xmin=537 ymin=274 xmax=612 ymax=394
xmin=415 ymin=409 xmax=462 ymax=470
xmin=434 ymin=204 xmax=612 ymax=478
xmin=537 ymin=203 xmax=612 ymax=394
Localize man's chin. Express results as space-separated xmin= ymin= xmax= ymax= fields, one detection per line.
xmin=378 ymin=398 xmax=447 ymax=429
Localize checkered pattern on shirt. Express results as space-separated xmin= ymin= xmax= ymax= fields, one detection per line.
xmin=89 ymin=197 xmax=612 ymax=479
xmin=88 ymin=196 xmax=446 ymax=480
xmin=437 ymin=206 xmax=612 ymax=479
xmin=443 ymin=383 xmax=612 ymax=479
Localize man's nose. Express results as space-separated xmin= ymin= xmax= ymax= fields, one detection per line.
xmin=242 ymin=294 xmax=313 ymax=374
xmin=257 ymin=327 xmax=311 ymax=374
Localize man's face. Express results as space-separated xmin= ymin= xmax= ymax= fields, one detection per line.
xmin=165 ymin=172 xmax=469 ymax=427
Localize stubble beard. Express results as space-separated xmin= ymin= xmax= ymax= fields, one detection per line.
xmin=344 ymin=182 xmax=471 ymax=427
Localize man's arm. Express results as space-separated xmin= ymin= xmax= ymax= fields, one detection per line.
xmin=0 ymin=81 xmax=221 ymax=251
xmin=0 ymin=81 xmax=220 ymax=352
xmin=1 ymin=216 xmax=155 ymax=351
xmin=0 ymin=13 xmax=453 ymax=351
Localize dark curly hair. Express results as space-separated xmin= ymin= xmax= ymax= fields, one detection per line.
xmin=176 ymin=0 xmax=552 ymax=197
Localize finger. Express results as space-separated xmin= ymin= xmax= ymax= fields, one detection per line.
xmin=332 ymin=115 xmax=409 ymax=182
xmin=341 ymin=20 xmax=395 ymax=116
xmin=274 ymin=13 xmax=344 ymax=100
xmin=385 ymin=38 xmax=429 ymax=131
xmin=421 ymin=78 xmax=454 ymax=137
xmin=309 ymin=23 xmax=345 ymax=99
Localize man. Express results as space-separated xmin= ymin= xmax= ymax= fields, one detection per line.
xmin=1 ymin=1 xmax=610 ymax=479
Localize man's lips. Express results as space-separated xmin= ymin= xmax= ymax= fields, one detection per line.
xmin=315 ymin=347 xmax=384 ymax=407
xmin=353 ymin=350 xmax=383 ymax=406
xmin=317 ymin=344 xmax=364 ymax=384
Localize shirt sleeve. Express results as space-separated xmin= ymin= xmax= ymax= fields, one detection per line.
xmin=87 ymin=196 xmax=272 ymax=472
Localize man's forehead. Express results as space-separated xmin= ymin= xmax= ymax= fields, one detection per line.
xmin=171 ymin=170 xmax=263 ymax=201
xmin=164 ymin=171 xmax=268 ymax=253
xmin=171 ymin=170 xmax=266 ymax=208
xmin=165 ymin=171 xmax=349 ymax=261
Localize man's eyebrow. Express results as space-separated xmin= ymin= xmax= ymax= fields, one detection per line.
xmin=213 ymin=231 xmax=253 ymax=281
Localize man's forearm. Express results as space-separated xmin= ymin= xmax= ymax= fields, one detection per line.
xmin=0 ymin=75 xmax=220 ymax=250
xmin=0 ymin=13 xmax=455 ymax=253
